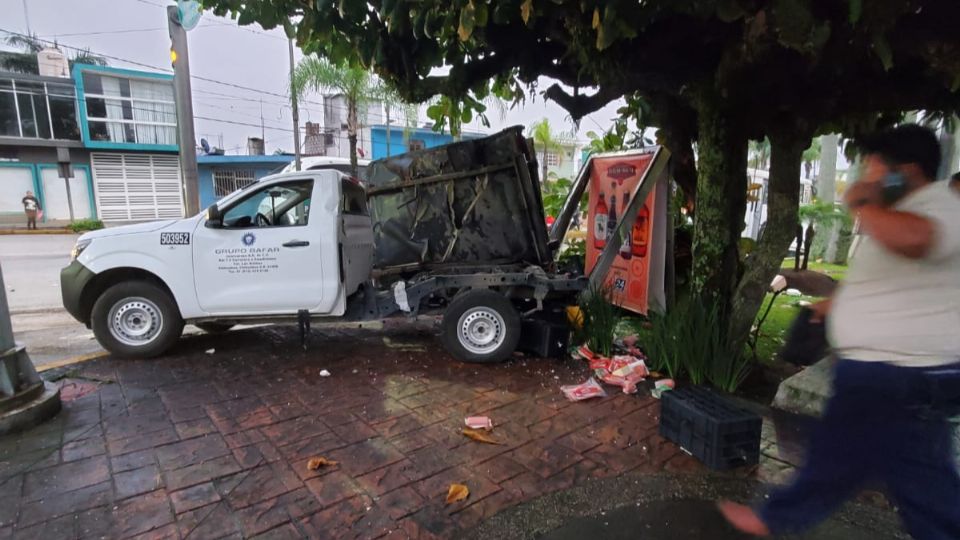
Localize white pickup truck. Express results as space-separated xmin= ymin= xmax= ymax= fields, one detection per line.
xmin=61 ymin=128 xmax=587 ymax=363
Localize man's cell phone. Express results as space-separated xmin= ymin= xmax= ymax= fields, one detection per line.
xmin=880 ymin=171 xmax=908 ymax=205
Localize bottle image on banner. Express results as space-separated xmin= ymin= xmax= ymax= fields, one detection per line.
xmin=594 ymin=190 xmax=608 ymax=249
xmin=631 ymin=203 xmax=650 ymax=258
xmin=619 ymin=196 xmax=632 ymax=260
xmin=605 ymin=183 xmax=618 ymax=245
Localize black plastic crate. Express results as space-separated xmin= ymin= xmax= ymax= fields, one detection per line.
xmin=659 ymin=386 xmax=762 ymax=470
xmin=517 ymin=319 xmax=570 ymax=358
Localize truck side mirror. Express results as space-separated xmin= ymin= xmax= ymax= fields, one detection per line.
xmin=206 ymin=204 xmax=223 ymax=227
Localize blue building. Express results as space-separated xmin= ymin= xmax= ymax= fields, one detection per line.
xmin=0 ymin=58 xmax=181 ymax=226
xmin=368 ymin=125 xmax=483 ymax=160
xmin=197 ymin=154 xmax=293 ymax=208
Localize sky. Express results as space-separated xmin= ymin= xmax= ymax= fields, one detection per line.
xmin=1 ymin=0 xmax=626 ymax=155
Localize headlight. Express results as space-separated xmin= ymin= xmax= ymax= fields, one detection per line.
xmin=70 ymin=239 xmax=91 ymax=261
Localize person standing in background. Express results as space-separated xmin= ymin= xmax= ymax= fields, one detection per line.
xmin=22 ymin=191 xmax=41 ymax=230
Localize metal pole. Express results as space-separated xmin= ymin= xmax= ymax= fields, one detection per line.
xmin=64 ymin=178 xmax=75 ymax=222
xmin=168 ymin=5 xmax=200 ymax=216
xmin=0 ymin=264 xmax=14 ymax=353
xmin=288 ymin=39 xmax=302 ymax=171
xmin=21 ymin=0 xmax=32 ymax=36
xmin=385 ymin=103 xmax=391 ymax=157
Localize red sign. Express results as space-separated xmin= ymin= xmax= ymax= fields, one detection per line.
xmin=585 ymin=153 xmax=658 ymax=314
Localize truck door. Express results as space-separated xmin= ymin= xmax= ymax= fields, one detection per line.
xmin=339 ymin=178 xmax=374 ymax=296
xmin=192 ymin=177 xmax=329 ymax=315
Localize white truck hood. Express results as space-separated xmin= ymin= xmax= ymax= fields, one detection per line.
xmin=79 ymin=219 xmax=179 ymax=241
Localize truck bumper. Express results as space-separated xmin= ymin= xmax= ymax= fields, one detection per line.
xmin=60 ymin=260 xmax=96 ymax=324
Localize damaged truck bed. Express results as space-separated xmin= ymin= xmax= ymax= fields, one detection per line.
xmin=366 ymin=126 xmax=553 ymax=273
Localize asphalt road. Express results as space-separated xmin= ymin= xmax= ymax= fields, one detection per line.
xmin=1 ymin=234 xmax=77 ymax=314
xmin=1 ymin=234 xmax=105 ymax=367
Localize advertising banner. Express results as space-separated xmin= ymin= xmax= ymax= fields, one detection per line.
xmin=585 ymin=151 xmax=666 ymax=314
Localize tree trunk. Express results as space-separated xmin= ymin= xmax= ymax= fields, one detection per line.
xmin=937 ymin=124 xmax=955 ymax=180
xmin=690 ymin=91 xmax=748 ymax=321
xmin=541 ymin=148 xmax=549 ymax=182
xmin=347 ymin=97 xmax=359 ymax=176
xmin=728 ymin=131 xmax=807 ymax=351
xmin=802 ymin=223 xmax=815 ymax=270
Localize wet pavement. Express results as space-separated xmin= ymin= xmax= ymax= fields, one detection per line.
xmin=0 ymin=324 xmax=904 ymax=539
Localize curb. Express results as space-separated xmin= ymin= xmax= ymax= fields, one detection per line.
xmin=0 ymin=229 xmax=76 ymax=235
xmin=37 ymin=351 xmax=109 ymax=373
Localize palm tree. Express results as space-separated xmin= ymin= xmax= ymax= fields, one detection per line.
xmin=528 ymin=118 xmax=573 ymax=181
xmin=0 ymin=33 xmax=106 ymax=74
xmin=290 ymin=57 xmax=408 ymax=174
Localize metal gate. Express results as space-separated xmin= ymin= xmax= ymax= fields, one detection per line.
xmin=91 ymin=153 xmax=184 ymax=221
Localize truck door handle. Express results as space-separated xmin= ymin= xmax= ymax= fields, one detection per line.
xmin=283 ymin=240 xmax=310 ymax=248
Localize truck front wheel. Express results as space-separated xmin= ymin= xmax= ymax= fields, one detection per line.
xmin=441 ymin=289 xmax=520 ymax=363
xmin=91 ymin=281 xmax=184 ymax=359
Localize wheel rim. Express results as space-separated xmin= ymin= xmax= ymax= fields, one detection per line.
xmin=108 ymin=297 xmax=163 ymax=347
xmin=457 ymin=306 xmax=506 ymax=355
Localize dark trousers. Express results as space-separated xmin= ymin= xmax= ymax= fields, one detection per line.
xmin=760 ymin=359 xmax=960 ymax=539
xmin=25 ymin=209 xmax=37 ymax=229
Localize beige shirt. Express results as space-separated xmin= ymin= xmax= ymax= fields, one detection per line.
xmin=829 ymin=180 xmax=960 ymax=366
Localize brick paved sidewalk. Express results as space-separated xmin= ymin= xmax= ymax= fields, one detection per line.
xmin=0 ymin=326 xmax=796 ymax=539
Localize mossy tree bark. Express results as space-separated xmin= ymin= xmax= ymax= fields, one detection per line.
xmin=728 ymin=129 xmax=809 ymax=351
xmin=690 ymin=91 xmax=748 ymax=322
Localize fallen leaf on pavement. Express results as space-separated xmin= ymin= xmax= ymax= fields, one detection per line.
xmin=446 ymin=483 xmax=469 ymax=504
xmin=306 ymin=457 xmax=339 ymax=470
xmin=462 ymin=428 xmax=503 ymax=445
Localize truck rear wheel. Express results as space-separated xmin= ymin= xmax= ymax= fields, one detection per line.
xmin=441 ymin=289 xmax=520 ymax=363
xmin=91 ymin=281 xmax=184 ymax=359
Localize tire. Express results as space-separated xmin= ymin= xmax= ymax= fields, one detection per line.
xmin=91 ymin=280 xmax=184 ymax=359
xmin=441 ymin=289 xmax=521 ymax=363
xmin=196 ymin=322 xmax=235 ymax=334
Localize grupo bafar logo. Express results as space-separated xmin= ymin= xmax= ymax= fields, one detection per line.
xmin=242 ymin=233 xmax=256 ymax=246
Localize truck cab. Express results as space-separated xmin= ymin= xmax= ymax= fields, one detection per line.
xmin=61 ymin=169 xmax=374 ymax=357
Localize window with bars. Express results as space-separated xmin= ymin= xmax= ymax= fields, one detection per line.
xmin=408 ymin=139 xmax=425 ymax=151
xmin=545 ymin=152 xmax=560 ymax=167
xmin=213 ymin=169 xmax=257 ymax=197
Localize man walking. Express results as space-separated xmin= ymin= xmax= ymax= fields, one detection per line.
xmin=21 ymin=190 xmax=41 ymax=230
xmin=720 ymin=124 xmax=960 ymax=539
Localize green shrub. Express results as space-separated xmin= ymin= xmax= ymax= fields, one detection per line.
xmin=69 ymin=219 xmax=104 ymax=233
xmin=577 ymin=283 xmax=621 ymax=358
xmin=630 ymin=299 xmax=753 ymax=392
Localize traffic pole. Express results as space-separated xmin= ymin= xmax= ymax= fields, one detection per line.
xmin=168 ymin=5 xmax=201 ymax=216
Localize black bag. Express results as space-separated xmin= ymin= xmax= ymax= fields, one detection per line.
xmin=779 ymin=307 xmax=829 ymax=366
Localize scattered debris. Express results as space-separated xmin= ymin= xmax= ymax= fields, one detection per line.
xmin=464 ymin=416 xmax=493 ymax=430
xmin=319 ymin=369 xmax=331 ymax=377
xmin=651 ymin=379 xmax=675 ymax=399
xmin=446 ymin=483 xmax=470 ymax=504
xmin=306 ymin=457 xmax=339 ymax=470
xmin=462 ymin=427 xmax=502 ymax=445
xmin=577 ymin=345 xmax=648 ymax=394
xmin=785 ymin=288 xmax=802 ymax=297
xmin=205 ymin=348 xmax=215 ymax=355
xmin=560 ymin=377 xmax=608 ymax=401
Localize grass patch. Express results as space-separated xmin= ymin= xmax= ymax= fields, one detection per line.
xmin=753 ymin=291 xmax=823 ymax=364
xmin=780 ymin=259 xmax=848 ymax=280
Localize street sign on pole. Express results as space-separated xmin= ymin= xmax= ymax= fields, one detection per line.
xmin=168 ymin=5 xmax=201 ymax=216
